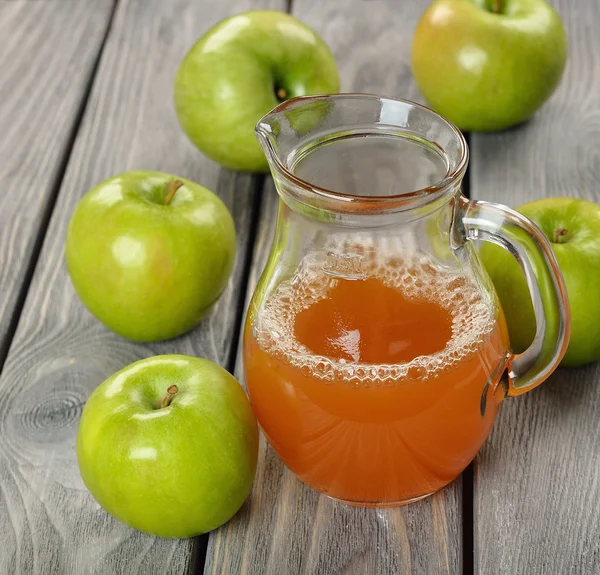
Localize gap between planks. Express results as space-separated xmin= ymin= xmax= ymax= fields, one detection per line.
xmin=460 ymin=131 xmax=474 ymax=575
xmin=194 ymin=176 xmax=267 ymax=573
xmin=226 ymin=176 xmax=267 ymax=374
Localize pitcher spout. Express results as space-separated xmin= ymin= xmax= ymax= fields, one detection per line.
xmin=254 ymin=113 xmax=280 ymax=173
xmin=255 ymin=95 xmax=337 ymax=177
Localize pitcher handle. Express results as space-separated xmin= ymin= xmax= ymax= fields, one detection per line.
xmin=460 ymin=198 xmax=571 ymax=396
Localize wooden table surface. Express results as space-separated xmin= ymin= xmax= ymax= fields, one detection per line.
xmin=1 ymin=0 xmax=598 ymax=573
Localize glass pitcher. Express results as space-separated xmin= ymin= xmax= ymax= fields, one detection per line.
xmin=244 ymin=94 xmax=570 ymax=507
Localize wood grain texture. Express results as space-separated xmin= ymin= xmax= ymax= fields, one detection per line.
xmin=205 ymin=2 xmax=462 ymax=573
xmin=471 ymin=1 xmax=600 ymax=573
xmin=0 ymin=0 xmax=114 ymax=359
xmin=0 ymin=0 xmax=281 ymax=573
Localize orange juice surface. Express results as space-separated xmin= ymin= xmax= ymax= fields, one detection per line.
xmin=244 ymin=253 xmax=509 ymax=505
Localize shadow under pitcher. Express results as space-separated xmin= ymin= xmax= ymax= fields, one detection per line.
xmin=243 ymin=94 xmax=570 ymax=507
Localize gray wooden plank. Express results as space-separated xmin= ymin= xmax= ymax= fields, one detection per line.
xmin=205 ymin=2 xmax=462 ymax=573
xmin=0 ymin=0 xmax=282 ymax=574
xmin=471 ymin=1 xmax=600 ymax=573
xmin=0 ymin=0 xmax=114 ymax=359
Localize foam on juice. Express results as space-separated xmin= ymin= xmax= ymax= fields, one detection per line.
xmin=252 ymin=245 xmax=496 ymax=385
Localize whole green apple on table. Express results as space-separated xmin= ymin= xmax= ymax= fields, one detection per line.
xmin=77 ymin=355 xmax=258 ymax=538
xmin=411 ymin=0 xmax=567 ymax=131
xmin=66 ymin=171 xmax=236 ymax=342
xmin=174 ymin=10 xmax=340 ymax=172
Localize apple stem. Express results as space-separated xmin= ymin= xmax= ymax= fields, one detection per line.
xmin=493 ymin=0 xmax=501 ymax=13
xmin=163 ymin=180 xmax=184 ymax=206
xmin=161 ymin=385 xmax=179 ymax=408
xmin=276 ymin=87 xmax=287 ymax=100
xmin=553 ymin=227 xmax=568 ymax=243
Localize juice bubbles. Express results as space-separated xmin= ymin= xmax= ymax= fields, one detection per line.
xmin=244 ymin=249 xmax=509 ymax=506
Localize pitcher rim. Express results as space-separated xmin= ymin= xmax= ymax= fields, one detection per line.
xmin=256 ymin=93 xmax=469 ymax=212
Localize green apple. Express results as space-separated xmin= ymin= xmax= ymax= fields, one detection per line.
xmin=174 ymin=10 xmax=340 ymax=172
xmin=481 ymin=198 xmax=600 ymax=367
xmin=66 ymin=171 xmax=236 ymax=342
xmin=411 ymin=0 xmax=567 ymax=131
xmin=77 ymin=355 xmax=258 ymax=538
